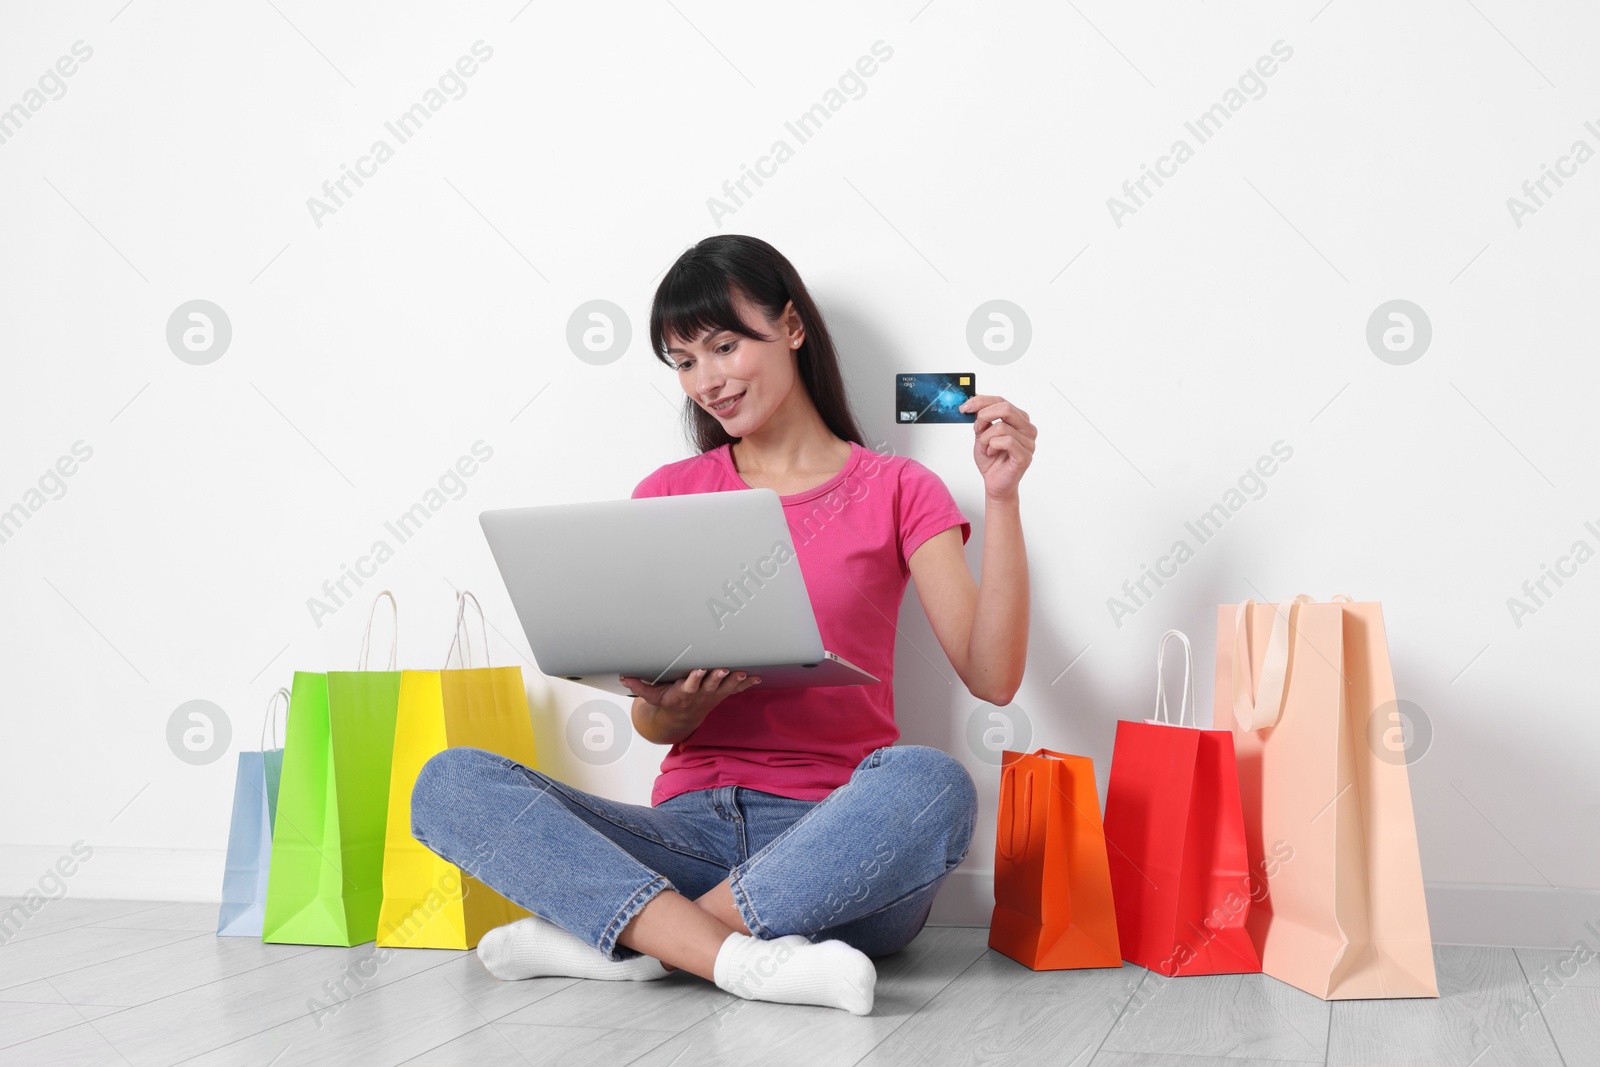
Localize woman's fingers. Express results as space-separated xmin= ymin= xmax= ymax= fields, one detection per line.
xmin=625 ymin=669 xmax=763 ymax=698
xmin=627 ymin=668 xmax=764 ymax=711
xmin=702 ymin=668 xmax=742 ymax=691
xmin=619 ymin=675 xmax=673 ymax=707
xmin=684 ymin=668 xmax=759 ymax=697
xmin=679 ymin=668 xmax=727 ymax=695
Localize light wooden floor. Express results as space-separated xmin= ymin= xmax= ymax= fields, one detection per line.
xmin=1 ymin=898 xmax=1594 ymax=1066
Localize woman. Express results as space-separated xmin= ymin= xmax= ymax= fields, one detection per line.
xmin=411 ymin=235 xmax=1035 ymax=1015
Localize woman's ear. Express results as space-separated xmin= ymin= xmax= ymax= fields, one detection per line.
xmin=781 ymin=299 xmax=804 ymax=348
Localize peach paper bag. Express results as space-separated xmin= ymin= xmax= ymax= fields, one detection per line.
xmin=1216 ymin=595 xmax=1437 ymax=1000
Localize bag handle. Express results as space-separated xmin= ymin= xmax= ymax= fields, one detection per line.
xmin=444 ymin=590 xmax=491 ymax=669
xmin=260 ymin=687 xmax=290 ymax=750
xmin=1231 ymin=594 xmax=1318 ymax=731
xmin=357 ymin=591 xmax=399 ymax=671
xmin=997 ymin=763 xmax=1034 ymax=861
xmin=1151 ymin=630 xmax=1194 ymax=727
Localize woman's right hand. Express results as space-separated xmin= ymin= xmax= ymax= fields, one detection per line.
xmin=620 ymin=667 xmax=762 ymax=713
xmin=622 ymin=668 xmax=763 ymax=746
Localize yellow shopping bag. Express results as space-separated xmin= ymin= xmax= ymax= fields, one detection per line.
xmin=377 ymin=591 xmax=540 ymax=949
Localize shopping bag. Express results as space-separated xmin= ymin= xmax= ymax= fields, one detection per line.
xmin=262 ymin=592 xmax=403 ymax=947
xmin=216 ymin=688 xmax=289 ymax=937
xmin=378 ymin=591 xmax=540 ymax=950
xmin=988 ymin=747 xmax=1122 ymax=969
xmin=1217 ymin=595 xmax=1437 ymax=999
xmin=1103 ymin=630 xmax=1261 ymax=977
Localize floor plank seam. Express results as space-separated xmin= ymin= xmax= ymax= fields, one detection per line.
xmin=0 ymin=1000 xmax=113 ymax=1056
xmin=1321 ymin=992 xmax=1333 ymax=1067
xmin=517 ymin=1019 xmax=682 ymax=1067
xmin=1510 ymin=946 xmax=1571 ymax=1067
xmin=85 ymin=902 xmax=213 ymax=927
xmin=1244 ymin=974 xmax=1328 ymax=1061
xmin=0 ymin=937 xmax=324 ymax=1043
xmin=442 ymin=958 xmax=582 ymax=1023
xmin=1 ymin=900 xmax=173 ymax=944
xmin=1086 ymin=965 xmax=1149 ymax=1067
xmin=109 ymin=943 xmax=465 ymax=1065
xmin=394 ymin=1019 xmax=497 ymax=1066
xmin=161 ymin=958 xmax=460 ymax=1067
xmin=438 ymin=960 xmax=583 ymax=1027
xmin=844 ymin=936 xmax=996 ymax=1067
xmin=611 ymin=1023 xmax=702 ymax=1067
xmin=37 ymin=976 xmax=133 ymax=1066
xmin=0 ymin=929 xmax=213 ymax=999
xmin=0 ymin=995 xmax=161 ymax=1054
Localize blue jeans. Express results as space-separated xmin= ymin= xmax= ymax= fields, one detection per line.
xmin=410 ymin=744 xmax=978 ymax=962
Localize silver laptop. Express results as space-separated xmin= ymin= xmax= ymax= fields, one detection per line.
xmin=479 ymin=488 xmax=879 ymax=697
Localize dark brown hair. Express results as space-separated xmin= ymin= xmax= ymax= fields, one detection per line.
xmin=649 ymin=235 xmax=865 ymax=454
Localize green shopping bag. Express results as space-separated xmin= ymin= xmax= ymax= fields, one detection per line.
xmin=262 ymin=593 xmax=402 ymax=947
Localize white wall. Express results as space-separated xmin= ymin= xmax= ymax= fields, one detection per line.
xmin=2 ymin=1 xmax=1596 ymax=948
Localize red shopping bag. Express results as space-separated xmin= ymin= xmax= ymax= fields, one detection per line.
xmin=1102 ymin=630 xmax=1261 ymax=977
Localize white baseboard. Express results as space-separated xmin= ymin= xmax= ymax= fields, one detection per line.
xmin=1 ymin=844 xmax=226 ymax=903
xmin=6 ymin=846 xmax=1597 ymax=951
xmin=927 ymin=870 xmax=1600 ymax=951
xmin=1421 ymin=882 xmax=1600 ymax=951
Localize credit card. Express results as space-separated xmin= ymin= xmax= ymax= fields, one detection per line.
xmin=895 ymin=372 xmax=976 ymax=424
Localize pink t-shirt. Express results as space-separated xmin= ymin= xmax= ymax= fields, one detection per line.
xmin=631 ymin=440 xmax=970 ymax=805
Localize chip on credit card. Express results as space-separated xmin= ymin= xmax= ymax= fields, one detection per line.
xmin=895 ymin=372 xmax=976 ymax=424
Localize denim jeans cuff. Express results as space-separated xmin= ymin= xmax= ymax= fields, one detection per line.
xmin=598 ymin=874 xmax=673 ymax=962
xmin=727 ymin=868 xmax=774 ymax=940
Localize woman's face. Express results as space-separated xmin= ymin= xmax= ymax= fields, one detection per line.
xmin=667 ymin=291 xmax=803 ymax=436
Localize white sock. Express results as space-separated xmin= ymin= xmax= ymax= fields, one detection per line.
xmin=712 ymin=932 xmax=876 ymax=1015
xmin=476 ymin=914 xmax=670 ymax=982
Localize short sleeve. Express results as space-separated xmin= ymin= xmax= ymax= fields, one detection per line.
xmin=631 ymin=467 xmax=667 ymax=499
xmin=897 ymin=459 xmax=970 ymax=574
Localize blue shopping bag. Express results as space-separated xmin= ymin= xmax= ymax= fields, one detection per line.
xmin=216 ymin=688 xmax=288 ymax=937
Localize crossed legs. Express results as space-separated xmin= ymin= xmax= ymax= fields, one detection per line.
xmin=413 ymin=744 xmax=976 ymax=1013
xmin=618 ymin=878 xmax=750 ymax=980
xmin=618 ymin=745 xmax=980 ymax=989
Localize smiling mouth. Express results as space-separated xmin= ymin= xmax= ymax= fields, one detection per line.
xmin=709 ymin=393 xmax=744 ymax=414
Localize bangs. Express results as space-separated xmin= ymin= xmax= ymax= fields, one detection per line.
xmin=650 ymin=267 xmax=771 ymax=364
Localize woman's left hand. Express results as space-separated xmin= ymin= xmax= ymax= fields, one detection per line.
xmin=959 ymin=394 xmax=1035 ymax=501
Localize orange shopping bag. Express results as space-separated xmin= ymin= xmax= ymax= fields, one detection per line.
xmin=987 ymin=747 xmax=1122 ymax=970
xmin=1217 ymin=595 xmax=1437 ymax=999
